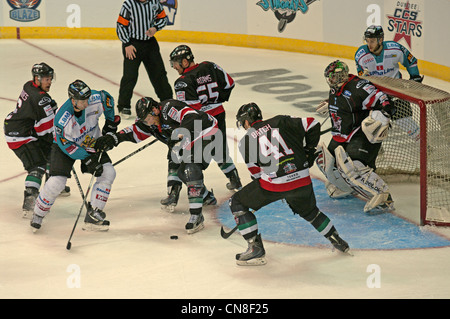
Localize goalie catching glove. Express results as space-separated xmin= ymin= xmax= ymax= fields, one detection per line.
xmin=361 ymin=110 xmax=391 ymax=143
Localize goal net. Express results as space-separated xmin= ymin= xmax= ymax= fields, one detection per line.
xmin=362 ymin=76 xmax=450 ymax=226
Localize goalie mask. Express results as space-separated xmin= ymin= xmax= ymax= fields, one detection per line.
xmin=236 ymin=102 xmax=263 ymax=128
xmin=324 ymin=60 xmax=349 ymax=90
xmin=135 ymin=97 xmax=160 ymax=121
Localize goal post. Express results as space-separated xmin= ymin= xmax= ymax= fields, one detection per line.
xmin=361 ymin=76 xmax=450 ymax=226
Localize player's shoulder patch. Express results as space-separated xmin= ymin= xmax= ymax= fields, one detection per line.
xmin=355 ymin=45 xmax=369 ymax=61
xmin=385 ymin=41 xmax=400 ymax=50
xmin=57 ymin=110 xmax=72 ymax=127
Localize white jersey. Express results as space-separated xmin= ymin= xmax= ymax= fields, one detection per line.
xmin=54 ymin=90 xmax=115 ymax=160
xmin=354 ymin=41 xmax=420 ymax=79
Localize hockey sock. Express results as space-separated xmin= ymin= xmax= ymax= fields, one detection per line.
xmin=219 ymin=162 xmax=236 ymax=176
xmin=233 ymin=210 xmax=258 ymax=240
xmin=25 ymin=166 xmax=46 ymax=190
xmin=307 ymin=211 xmax=336 ymax=238
xmin=187 ymin=183 xmax=205 ymax=215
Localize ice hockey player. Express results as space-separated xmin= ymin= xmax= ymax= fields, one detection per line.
xmin=4 ymin=63 xmax=69 ymax=218
xmin=229 ymin=102 xmax=350 ymax=266
xmin=316 ymin=60 xmax=396 ymax=213
xmin=95 ymin=97 xmax=218 ymax=234
xmin=355 ymin=25 xmax=422 ymax=81
xmin=168 ymin=45 xmax=242 ymax=203
xmin=30 ymin=80 xmax=120 ymax=232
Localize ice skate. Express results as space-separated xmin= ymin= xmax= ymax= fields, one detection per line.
xmin=83 ymin=205 xmax=110 ymax=231
xmin=119 ymin=107 xmax=131 ymax=119
xmin=30 ymin=213 xmax=44 ymax=233
xmin=203 ymin=189 xmax=217 ymax=206
xmin=236 ymin=234 xmax=267 ymax=266
xmin=327 ymin=230 xmax=350 ymax=254
xmin=59 ymin=185 xmax=71 ymax=197
xmin=185 ymin=213 xmax=204 ymax=234
xmin=226 ymin=169 xmax=242 ymax=191
xmin=22 ymin=188 xmax=39 ymax=219
xmin=160 ymin=184 xmax=181 ymax=212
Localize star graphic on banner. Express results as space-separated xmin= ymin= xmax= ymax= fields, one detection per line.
xmin=386 ymin=1 xmax=422 ymax=48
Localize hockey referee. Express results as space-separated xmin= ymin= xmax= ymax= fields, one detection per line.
xmin=116 ymin=0 xmax=173 ymax=118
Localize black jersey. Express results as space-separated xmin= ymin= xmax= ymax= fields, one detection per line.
xmin=174 ymin=61 xmax=235 ymax=117
xmin=117 ymin=99 xmax=218 ymax=151
xmin=239 ymin=115 xmax=320 ymax=192
xmin=327 ymin=74 xmax=394 ymax=143
xmin=4 ymin=81 xmax=56 ymax=150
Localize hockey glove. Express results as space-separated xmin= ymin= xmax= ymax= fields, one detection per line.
xmin=81 ymin=152 xmax=103 ymax=177
xmin=102 ymin=115 xmax=121 ymax=135
xmin=95 ymin=132 xmax=119 ymax=152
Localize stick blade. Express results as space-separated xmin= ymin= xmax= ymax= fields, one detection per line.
xmin=220 ymin=225 xmax=238 ymax=239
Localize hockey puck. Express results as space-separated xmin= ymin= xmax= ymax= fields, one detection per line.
xmin=170 ymin=235 xmax=178 ymax=240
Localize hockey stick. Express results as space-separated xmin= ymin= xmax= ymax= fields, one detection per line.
xmin=112 ymin=138 xmax=157 ymax=167
xmin=220 ymin=210 xmax=256 ymax=239
xmin=221 ymin=224 xmax=239 ymax=239
xmin=66 ymin=152 xmax=104 ymax=250
xmin=66 ymin=168 xmax=97 ymax=250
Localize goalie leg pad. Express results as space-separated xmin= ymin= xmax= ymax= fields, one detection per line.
xmin=335 ymin=146 xmax=391 ymax=204
xmin=316 ymin=142 xmax=354 ymax=197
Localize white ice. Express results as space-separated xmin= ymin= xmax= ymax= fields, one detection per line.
xmin=1 ymin=39 xmax=450 ymax=299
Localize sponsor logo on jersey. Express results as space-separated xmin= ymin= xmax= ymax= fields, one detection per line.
xmin=386 ymin=1 xmax=423 ymax=48
xmin=256 ymin=0 xmax=319 ymax=33
xmin=58 ymin=111 xmax=72 ymax=128
xmin=7 ymin=0 xmax=41 ymax=22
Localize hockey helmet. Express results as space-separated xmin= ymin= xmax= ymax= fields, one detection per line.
xmin=68 ymin=80 xmax=91 ymax=100
xmin=32 ymin=62 xmax=54 ymax=81
xmin=324 ymin=60 xmax=349 ymax=89
xmin=364 ymin=25 xmax=384 ymax=39
xmin=169 ymin=45 xmax=194 ymax=67
xmin=135 ymin=97 xmax=160 ymax=121
xmin=236 ymin=102 xmax=263 ymax=128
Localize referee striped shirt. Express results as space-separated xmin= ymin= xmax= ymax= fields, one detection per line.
xmin=117 ymin=0 xmax=168 ymax=45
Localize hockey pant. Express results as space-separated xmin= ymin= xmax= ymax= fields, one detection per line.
xmin=229 ymin=179 xmax=337 ymax=240
xmin=12 ymin=141 xmax=48 ymax=191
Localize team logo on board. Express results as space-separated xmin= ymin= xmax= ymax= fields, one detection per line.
xmin=7 ymin=0 xmax=42 ymax=22
xmin=386 ymin=1 xmax=423 ymax=48
xmin=256 ymin=0 xmax=319 ymax=32
xmin=161 ymin=0 xmax=178 ymax=25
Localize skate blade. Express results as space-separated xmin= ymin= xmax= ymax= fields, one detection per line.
xmin=82 ymin=223 xmax=109 ymax=232
xmin=58 ymin=192 xmax=71 ymax=197
xmin=161 ymin=204 xmax=176 ymax=213
xmin=22 ymin=210 xmax=33 ymax=219
xmin=186 ymin=223 xmax=204 ymax=234
xmin=236 ymin=257 xmax=267 ymax=266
